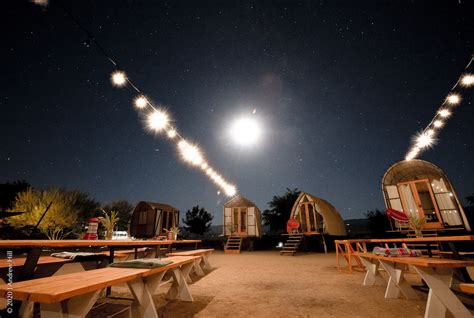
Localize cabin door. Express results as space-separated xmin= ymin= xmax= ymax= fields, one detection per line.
xmin=232 ymin=208 xmax=247 ymax=235
xmin=397 ymin=179 xmax=442 ymax=228
xmin=298 ymin=203 xmax=318 ymax=233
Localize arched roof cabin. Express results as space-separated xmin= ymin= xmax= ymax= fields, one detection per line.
xmin=382 ymin=159 xmax=470 ymax=231
xmin=289 ymin=192 xmax=347 ymax=236
xmin=129 ymin=201 xmax=179 ymax=238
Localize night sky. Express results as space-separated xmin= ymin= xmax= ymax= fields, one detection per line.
xmin=2 ymin=0 xmax=474 ymax=225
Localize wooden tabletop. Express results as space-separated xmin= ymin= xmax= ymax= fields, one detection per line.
xmin=341 ymin=235 xmax=474 ymax=244
xmin=367 ymin=235 xmax=474 ymax=243
xmin=170 ymin=240 xmax=201 ymax=244
xmin=355 ymin=252 xmax=474 ymax=268
xmin=0 ymin=239 xmax=173 ymax=248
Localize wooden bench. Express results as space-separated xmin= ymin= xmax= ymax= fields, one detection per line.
xmin=460 ymin=283 xmax=474 ymax=295
xmin=0 ymin=256 xmax=72 ymax=269
xmin=355 ymin=252 xmax=474 ymax=318
xmin=166 ymin=249 xmax=213 ymax=282
xmin=0 ymin=256 xmax=73 ymax=282
xmin=0 ymin=255 xmax=200 ymax=318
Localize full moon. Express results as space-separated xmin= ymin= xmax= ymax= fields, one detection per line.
xmin=229 ymin=117 xmax=262 ymax=146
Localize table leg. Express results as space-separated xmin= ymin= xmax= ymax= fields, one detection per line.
xmin=426 ymin=243 xmax=432 ymax=258
xmin=378 ymin=260 xmax=418 ymax=300
xmin=19 ymin=248 xmax=41 ymax=281
xmin=106 ymin=247 xmax=115 ymax=296
xmin=413 ymin=266 xmax=472 ymax=318
xmin=358 ymin=257 xmax=385 ymax=286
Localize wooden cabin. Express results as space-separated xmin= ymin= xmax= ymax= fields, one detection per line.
xmin=382 ymin=159 xmax=471 ymax=231
xmin=129 ymin=201 xmax=179 ymax=238
xmin=288 ymin=192 xmax=346 ymax=236
xmin=223 ymin=195 xmax=262 ymax=237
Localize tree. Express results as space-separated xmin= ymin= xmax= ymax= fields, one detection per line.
xmin=8 ymin=187 xmax=99 ymax=238
xmin=102 ymin=200 xmax=134 ymax=231
xmin=467 ymin=195 xmax=474 ymax=205
xmin=0 ymin=180 xmax=30 ymax=210
xmin=262 ymin=188 xmax=301 ymax=233
xmin=182 ymin=205 xmax=213 ymax=235
xmin=365 ymin=209 xmax=392 ymax=237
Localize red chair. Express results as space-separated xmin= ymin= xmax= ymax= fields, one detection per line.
xmin=287 ymin=218 xmax=300 ymax=234
xmin=386 ymin=208 xmax=409 ymax=223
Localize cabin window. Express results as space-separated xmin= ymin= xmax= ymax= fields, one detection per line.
xmin=138 ymin=211 xmax=148 ymax=225
xmin=240 ymin=208 xmax=247 ymax=231
xmin=431 ymin=178 xmax=463 ymax=226
xmin=162 ymin=210 xmax=169 ymax=230
xmin=386 ymin=185 xmax=403 ymax=212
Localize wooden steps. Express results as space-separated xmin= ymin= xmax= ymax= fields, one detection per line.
xmin=280 ymin=234 xmax=304 ymax=256
xmin=225 ymin=236 xmax=243 ymax=254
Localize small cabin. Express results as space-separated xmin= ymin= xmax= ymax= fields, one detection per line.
xmin=223 ymin=195 xmax=262 ymax=237
xmin=289 ymin=192 xmax=347 ymax=236
xmin=382 ymin=159 xmax=471 ymax=231
xmin=129 ymin=201 xmax=179 ymax=238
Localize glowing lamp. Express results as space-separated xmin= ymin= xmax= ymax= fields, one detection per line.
xmin=147 ymin=110 xmax=169 ymax=132
xmin=111 ymin=71 xmax=127 ymax=87
xmin=446 ymin=93 xmax=461 ymax=105
xmin=134 ymin=96 xmax=148 ymax=109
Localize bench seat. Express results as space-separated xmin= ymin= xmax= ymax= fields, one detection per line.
xmin=0 ymin=255 xmax=200 ymax=318
xmin=167 ymin=249 xmax=214 ymax=282
xmin=0 ymin=256 xmax=72 ymax=269
xmin=355 ymin=252 xmax=474 ymax=318
xmin=459 ymin=283 xmax=474 ymax=295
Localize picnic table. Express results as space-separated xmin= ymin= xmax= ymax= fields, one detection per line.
xmin=355 ymin=252 xmax=474 ymax=317
xmin=0 ymin=240 xmax=175 ymax=282
xmin=335 ymin=235 xmax=474 ymax=273
xmin=0 ymin=239 xmax=178 ymax=316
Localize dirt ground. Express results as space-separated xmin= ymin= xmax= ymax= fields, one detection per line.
xmin=88 ymin=251 xmax=437 ymax=318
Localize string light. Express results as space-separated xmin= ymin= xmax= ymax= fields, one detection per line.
xmin=111 ymin=71 xmax=238 ymax=196
xmin=30 ymin=0 xmax=238 ymax=196
xmin=167 ymin=128 xmax=177 ymax=139
xmin=445 ymin=93 xmax=461 ymax=105
xmin=134 ymin=96 xmax=148 ymax=109
xmin=111 ymin=71 xmax=127 ymax=87
xmin=437 ymin=109 xmax=451 ymax=118
xmin=147 ymin=109 xmax=170 ymax=132
xmin=405 ymin=55 xmax=473 ymax=161
xmin=460 ymin=73 xmax=474 ymax=87
xmin=415 ymin=132 xmax=434 ymax=149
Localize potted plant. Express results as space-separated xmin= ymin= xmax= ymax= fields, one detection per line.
xmin=408 ymin=213 xmax=426 ymax=238
xmin=98 ymin=209 xmax=120 ymax=240
xmin=164 ymin=226 xmax=181 ymax=240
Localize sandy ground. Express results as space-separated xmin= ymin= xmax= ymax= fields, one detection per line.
xmin=88 ymin=251 xmax=436 ymax=318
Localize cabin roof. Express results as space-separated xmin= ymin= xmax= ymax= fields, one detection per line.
xmin=139 ymin=201 xmax=179 ymax=212
xmin=382 ymin=159 xmax=446 ymax=186
xmin=224 ymin=195 xmax=260 ymax=210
